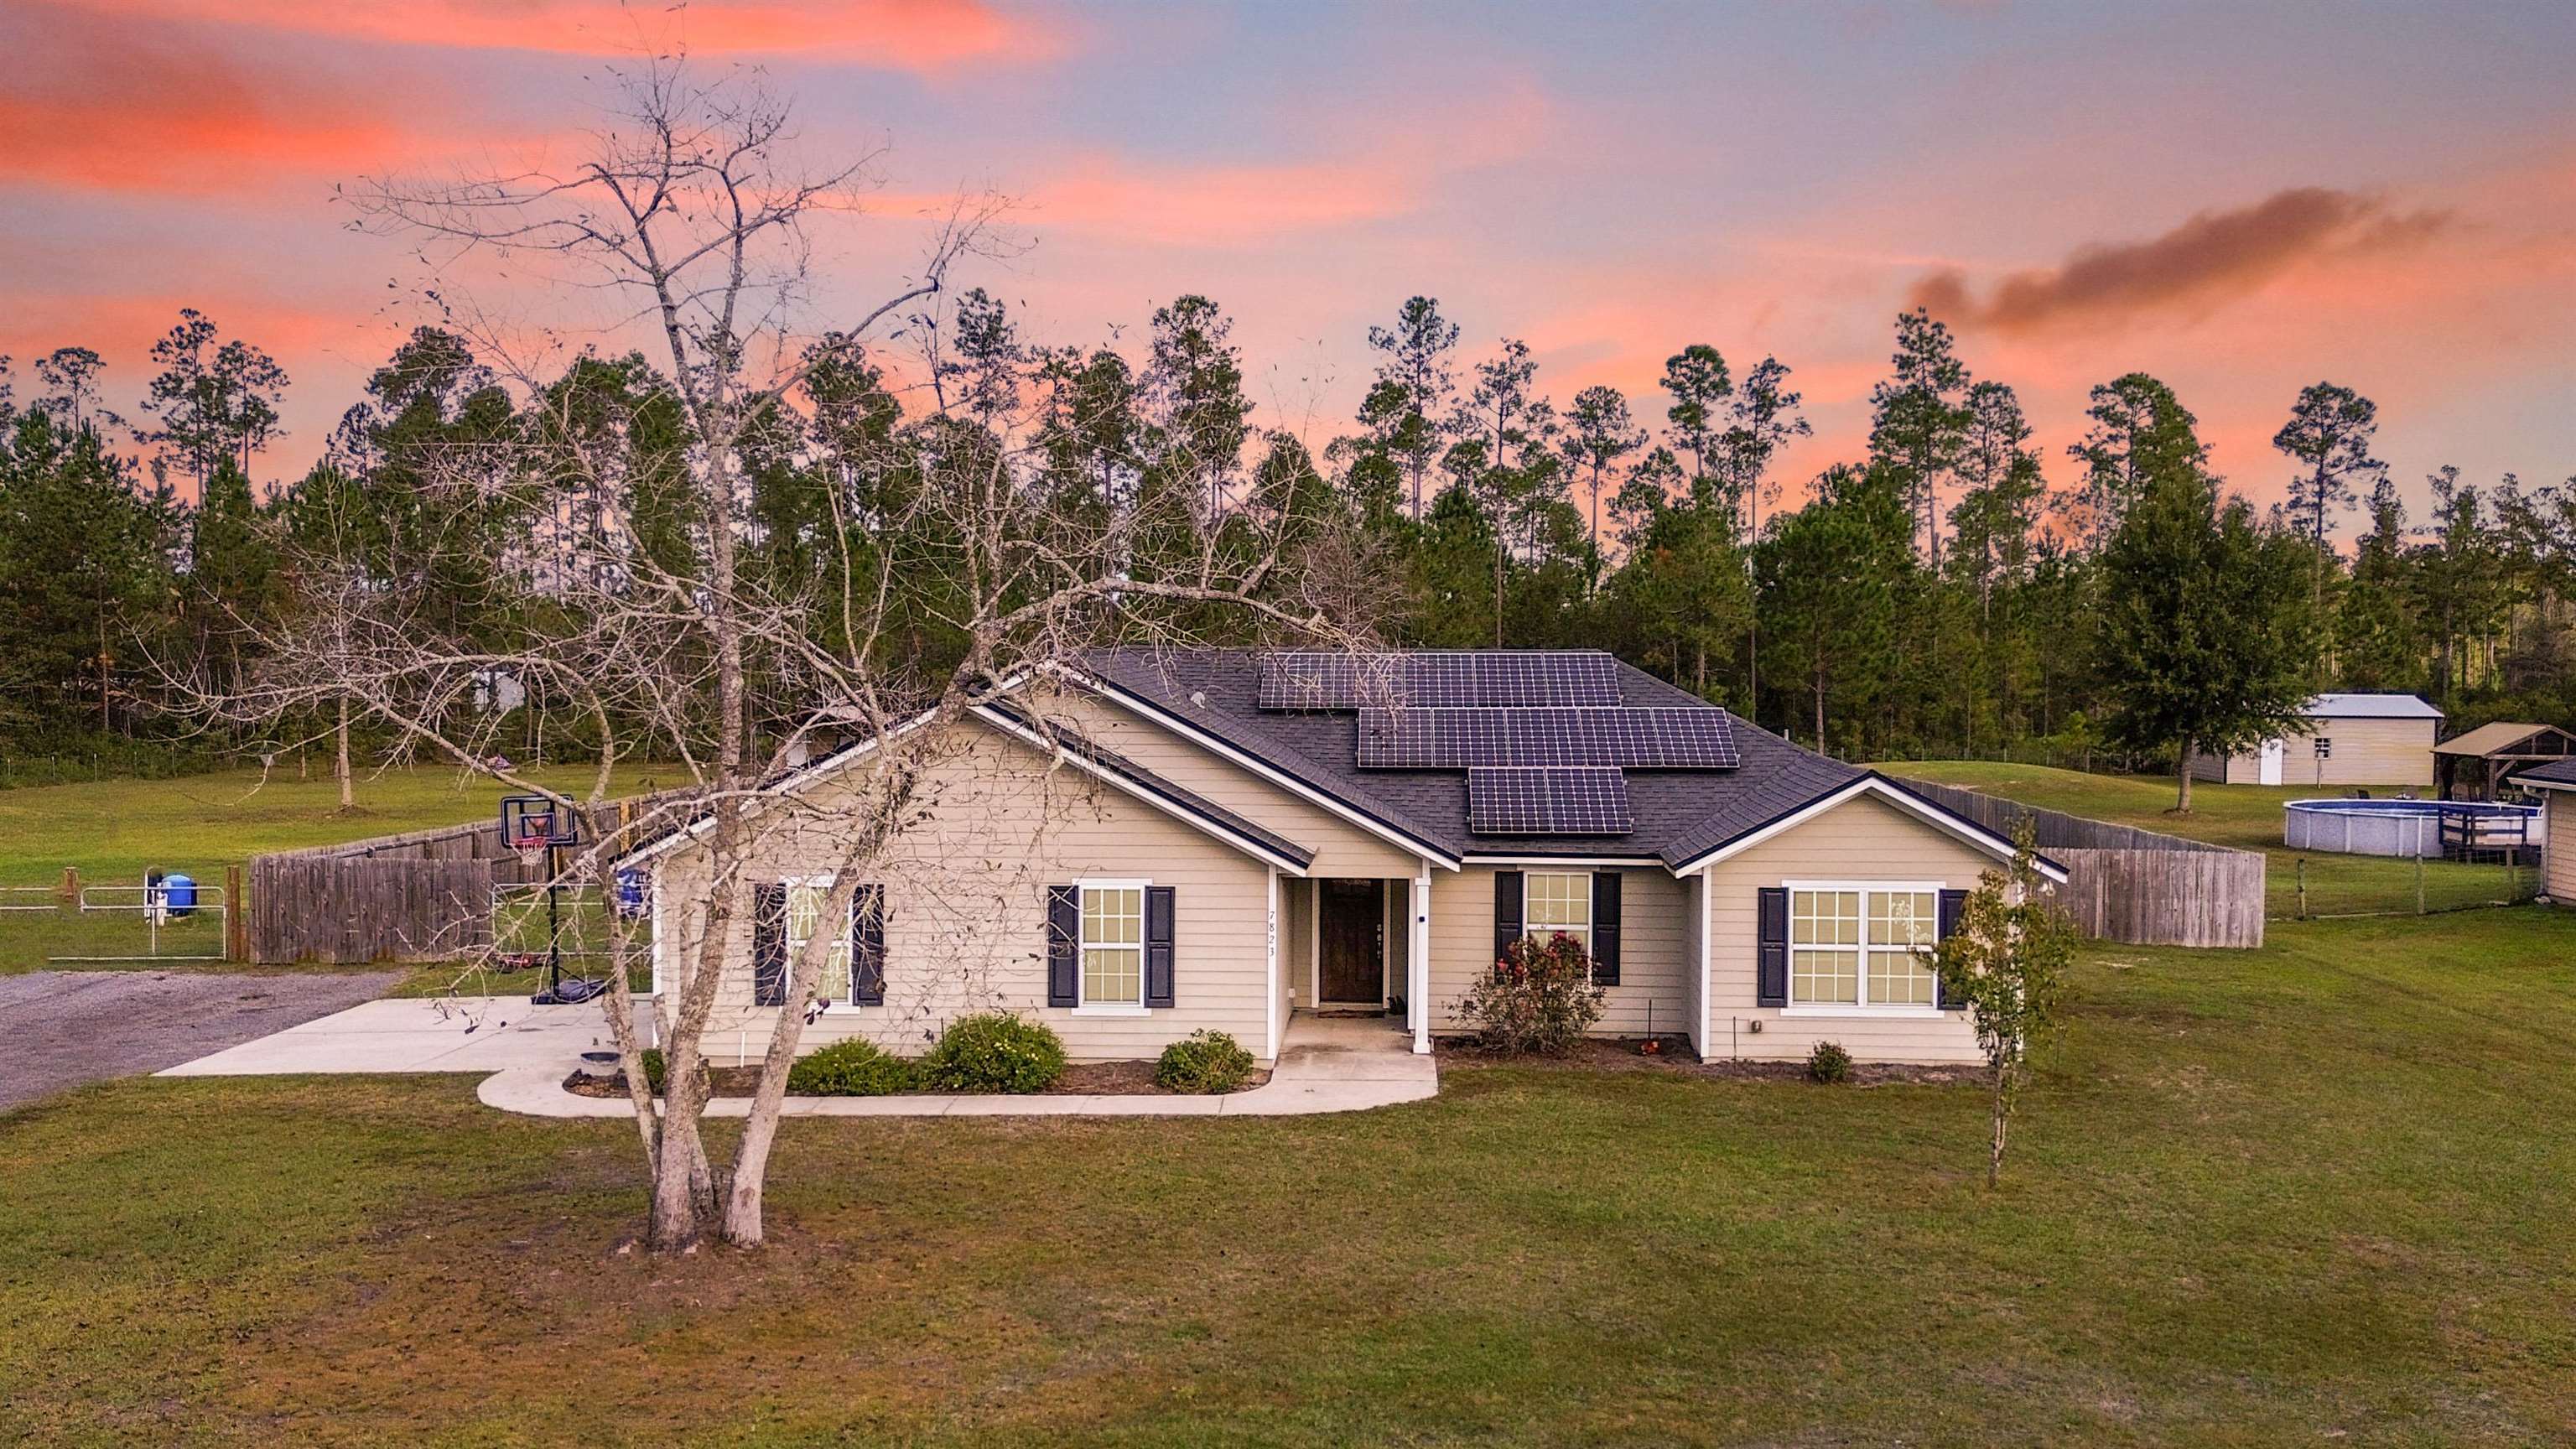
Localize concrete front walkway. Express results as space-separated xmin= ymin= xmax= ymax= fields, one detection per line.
xmin=158 ymin=996 xmax=1437 ymax=1118
xmin=480 ymin=1010 xmax=1436 ymax=1119
xmin=158 ymin=995 xmax=657 ymax=1078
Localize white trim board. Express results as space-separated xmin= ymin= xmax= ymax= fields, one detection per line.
xmin=1670 ymin=775 xmax=2072 ymax=882
xmin=969 ymin=704 xmax=1313 ymax=875
xmin=1057 ymin=664 xmax=1465 ymax=870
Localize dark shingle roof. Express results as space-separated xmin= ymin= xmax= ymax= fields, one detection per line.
xmin=2512 ymin=757 xmax=2576 ymax=787
xmin=1076 ymin=648 xmax=1867 ymax=867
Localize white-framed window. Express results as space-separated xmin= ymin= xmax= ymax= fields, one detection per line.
xmin=1786 ymin=881 xmax=1939 ymax=1014
xmin=785 ymin=875 xmax=852 ymax=1005
xmin=1523 ymin=871 xmax=1592 ymax=955
xmin=1078 ymin=880 xmax=1147 ymax=1012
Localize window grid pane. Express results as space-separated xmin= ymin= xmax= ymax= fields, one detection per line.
xmin=1523 ymin=871 xmax=1592 ymax=953
xmin=1082 ymin=888 xmax=1145 ymax=1005
xmin=1792 ymin=948 xmax=1857 ymax=1005
xmin=787 ymin=883 xmax=851 ymax=1000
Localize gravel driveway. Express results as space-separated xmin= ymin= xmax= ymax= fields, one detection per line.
xmin=0 ymin=969 xmax=401 ymax=1113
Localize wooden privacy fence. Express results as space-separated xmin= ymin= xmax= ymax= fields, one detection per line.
xmin=1897 ymin=778 xmax=2267 ymax=948
xmin=248 ymin=802 xmax=643 ymax=964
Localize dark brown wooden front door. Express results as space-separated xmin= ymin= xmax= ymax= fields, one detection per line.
xmin=1318 ymin=879 xmax=1384 ymax=1005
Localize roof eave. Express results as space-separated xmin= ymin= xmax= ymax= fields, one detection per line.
xmin=1665 ymin=772 xmax=2072 ymax=884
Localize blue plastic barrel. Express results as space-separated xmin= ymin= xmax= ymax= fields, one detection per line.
xmin=164 ymin=872 xmax=197 ymax=918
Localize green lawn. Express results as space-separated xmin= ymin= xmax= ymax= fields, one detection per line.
xmin=1882 ymin=761 xmax=2537 ymax=918
xmin=0 ymin=765 xmax=666 ymax=974
xmin=7 ymin=905 xmax=2575 ymax=1445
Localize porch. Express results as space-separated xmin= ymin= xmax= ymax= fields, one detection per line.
xmin=1279 ymin=871 xmax=1434 ymax=1055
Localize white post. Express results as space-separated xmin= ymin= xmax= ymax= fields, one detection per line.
xmin=1265 ymin=865 xmax=1281 ymax=1062
xmin=1410 ymin=860 xmax=1432 ymax=1055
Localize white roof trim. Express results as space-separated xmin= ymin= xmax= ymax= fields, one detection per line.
xmin=610 ymin=678 xmax=1036 ymax=870
xmin=1670 ymin=775 xmax=2073 ymax=883
xmin=967 ymin=704 xmax=1312 ymax=875
xmin=1055 ymin=662 xmax=1465 ymax=870
xmin=1462 ymin=854 xmax=1669 ymax=868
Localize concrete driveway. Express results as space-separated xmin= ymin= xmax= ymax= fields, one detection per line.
xmin=0 ymin=969 xmax=402 ymax=1113
xmin=159 ymin=994 xmax=657 ymax=1078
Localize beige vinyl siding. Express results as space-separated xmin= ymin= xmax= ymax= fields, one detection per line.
xmin=1701 ymin=792 xmax=1996 ymax=1065
xmin=653 ymin=717 xmax=1275 ymax=1066
xmin=1017 ymin=687 xmax=1424 ymax=877
xmin=2548 ymin=794 xmax=2576 ymax=902
xmin=1425 ymin=866 xmax=1692 ymax=1040
xmin=2198 ymin=716 xmax=2438 ymax=787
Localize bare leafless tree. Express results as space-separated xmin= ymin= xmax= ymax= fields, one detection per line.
xmin=166 ymin=58 xmax=1362 ymax=1251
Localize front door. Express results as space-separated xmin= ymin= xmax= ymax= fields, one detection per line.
xmin=1318 ymin=879 xmax=1384 ymax=1006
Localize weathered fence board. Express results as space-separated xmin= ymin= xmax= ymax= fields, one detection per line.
xmin=1898 ymin=778 xmax=2266 ymax=948
xmin=247 ymin=802 xmax=653 ymax=964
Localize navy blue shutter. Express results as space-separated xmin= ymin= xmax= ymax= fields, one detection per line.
xmin=851 ymin=884 xmax=886 ymax=1005
xmin=1590 ymin=872 xmax=1622 ymax=985
xmin=1045 ymin=886 xmax=1079 ymax=1007
xmin=1145 ymin=886 xmax=1176 ymax=1008
xmin=751 ymin=882 xmax=788 ymax=1007
xmin=1493 ymin=870 xmax=1524 ymax=963
xmin=1935 ymin=887 xmax=1968 ymax=1010
xmin=1755 ymin=886 xmax=1789 ymax=1008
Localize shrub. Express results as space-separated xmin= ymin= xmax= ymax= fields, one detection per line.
xmin=787 ymin=1037 xmax=917 ymax=1096
xmin=1806 ymin=1040 xmax=1853 ymax=1084
xmin=1155 ymin=1030 xmax=1256 ymax=1094
xmin=639 ymin=1048 xmax=667 ymax=1094
xmin=920 ymin=1012 xmax=1067 ymax=1093
xmin=1459 ymin=932 xmax=1605 ymax=1056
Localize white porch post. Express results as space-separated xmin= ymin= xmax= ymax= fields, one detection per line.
xmin=1265 ymin=865 xmax=1282 ymax=1062
xmin=1410 ymin=860 xmax=1432 ymax=1055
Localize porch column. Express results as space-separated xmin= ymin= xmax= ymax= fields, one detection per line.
xmin=1264 ymin=865 xmax=1281 ymax=1062
xmin=1410 ymin=860 xmax=1432 ymax=1055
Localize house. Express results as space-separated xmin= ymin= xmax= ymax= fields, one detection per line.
xmin=2511 ymin=758 xmax=2576 ymax=901
xmin=2188 ymin=693 xmax=2443 ymax=787
xmin=2431 ymin=721 xmax=2576 ymax=802
xmin=623 ymin=651 xmax=2067 ymax=1069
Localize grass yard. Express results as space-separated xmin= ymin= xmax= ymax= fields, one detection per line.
xmin=7 ymin=904 xmax=2575 ymax=1446
xmin=0 ymin=764 xmax=668 ymax=974
xmin=1881 ymin=761 xmax=2537 ymax=918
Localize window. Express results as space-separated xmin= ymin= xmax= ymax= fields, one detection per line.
xmin=1789 ymin=886 xmax=1938 ymax=1010
xmin=1080 ymin=885 xmax=1145 ymax=1008
xmin=786 ymin=880 xmax=851 ymax=1003
xmin=1523 ymin=871 xmax=1592 ymax=955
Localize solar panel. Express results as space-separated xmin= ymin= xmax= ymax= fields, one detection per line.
xmin=1355 ymin=707 xmax=1738 ymax=769
xmin=1467 ymin=767 xmax=1633 ymax=834
xmin=1257 ymin=652 xmax=1622 ymax=710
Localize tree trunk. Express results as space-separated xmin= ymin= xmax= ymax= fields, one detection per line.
xmin=722 ymin=874 xmax=865 ymax=1246
xmin=2174 ymin=746 xmax=2193 ymax=813
xmin=1987 ymin=1062 xmax=2009 ymax=1188
xmin=335 ymin=699 xmax=356 ymax=810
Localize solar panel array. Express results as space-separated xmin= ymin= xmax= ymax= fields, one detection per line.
xmin=1256 ymin=652 xmax=1621 ymax=710
xmin=1355 ymin=707 xmax=1740 ymax=770
xmin=1467 ymin=767 xmax=1633 ymax=834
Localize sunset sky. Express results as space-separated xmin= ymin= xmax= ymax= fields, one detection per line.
xmin=4 ymin=0 xmax=2572 ymax=535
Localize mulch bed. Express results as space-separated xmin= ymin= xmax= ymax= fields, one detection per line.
xmin=1440 ymin=1035 xmax=1982 ymax=1086
xmin=563 ymin=1059 xmax=1271 ymax=1100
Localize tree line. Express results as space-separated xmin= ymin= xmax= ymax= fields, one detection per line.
xmin=2 ymin=296 xmax=2568 ymax=800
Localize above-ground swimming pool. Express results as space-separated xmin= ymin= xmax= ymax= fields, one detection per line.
xmin=2283 ymin=797 xmax=2538 ymax=858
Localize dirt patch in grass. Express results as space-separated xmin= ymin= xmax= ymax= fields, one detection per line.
xmin=1441 ymin=1034 xmax=1981 ymax=1085
xmin=564 ymin=1059 xmax=1271 ymax=1099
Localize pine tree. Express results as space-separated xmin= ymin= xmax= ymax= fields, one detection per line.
xmin=2093 ymin=413 xmax=2317 ymax=812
